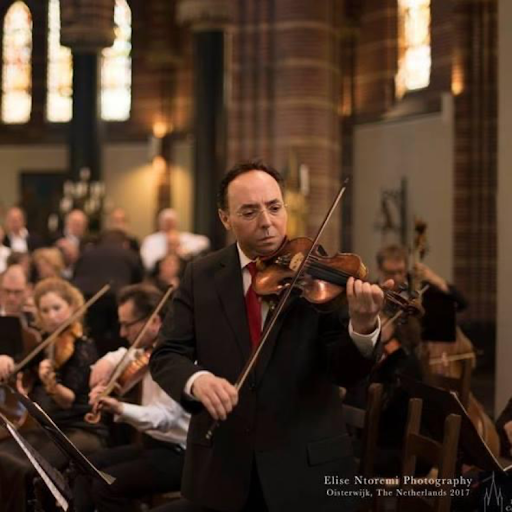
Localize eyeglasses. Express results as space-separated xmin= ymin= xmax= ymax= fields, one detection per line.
xmin=1 ymin=288 xmax=25 ymax=297
xmin=234 ymin=203 xmax=286 ymax=222
xmin=119 ymin=316 xmax=147 ymax=330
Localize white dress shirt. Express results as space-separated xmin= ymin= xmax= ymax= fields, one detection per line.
xmin=184 ymin=243 xmax=380 ymax=396
xmin=7 ymin=228 xmax=29 ymax=253
xmin=140 ymin=230 xmax=210 ymax=271
xmin=0 ymin=245 xmax=11 ymax=273
xmin=98 ymin=347 xmax=190 ymax=447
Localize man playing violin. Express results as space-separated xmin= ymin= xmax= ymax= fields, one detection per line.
xmin=73 ymin=284 xmax=190 ymax=512
xmin=150 ymin=161 xmax=390 ymax=512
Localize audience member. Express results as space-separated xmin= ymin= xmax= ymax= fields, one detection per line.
xmin=1 ymin=206 xmax=44 ymax=253
xmin=53 ymin=209 xmax=90 ymax=279
xmin=73 ymin=229 xmax=144 ymax=355
xmin=6 ymin=251 xmax=33 ymax=281
xmin=107 ymin=207 xmax=140 ymax=252
xmin=140 ymin=208 xmax=210 ymax=271
xmin=149 ymin=253 xmax=183 ymax=293
xmin=0 ymin=225 xmax=11 ymax=273
xmin=32 ymin=247 xmax=66 ymax=281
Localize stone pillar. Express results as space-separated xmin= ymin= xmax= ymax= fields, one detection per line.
xmin=452 ymin=0 xmax=497 ymax=345
xmin=496 ymin=0 xmax=512 ymax=414
xmin=229 ymin=0 xmax=344 ymax=251
xmin=178 ymin=0 xmax=232 ymax=249
xmin=60 ymin=0 xmax=115 ymax=181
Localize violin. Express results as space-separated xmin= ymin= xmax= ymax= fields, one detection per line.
xmin=116 ymin=347 xmax=152 ymax=396
xmin=48 ymin=322 xmax=82 ymax=370
xmin=205 ymin=182 xmax=420 ymax=440
xmin=253 ymin=237 xmax=422 ymax=318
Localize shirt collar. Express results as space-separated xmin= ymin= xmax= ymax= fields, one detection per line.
xmin=236 ymin=243 xmax=253 ymax=270
xmin=10 ymin=227 xmax=28 ymax=239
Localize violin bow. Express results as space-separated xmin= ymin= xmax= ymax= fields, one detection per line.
xmin=206 ymin=179 xmax=350 ymax=440
xmin=85 ymin=285 xmax=174 ymax=424
xmin=8 ymin=283 xmax=111 ymax=378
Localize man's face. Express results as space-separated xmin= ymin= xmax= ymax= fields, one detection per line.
xmin=118 ymin=300 xmax=159 ymax=348
xmin=5 ymin=208 xmax=25 ymax=234
xmin=0 ymin=271 xmax=28 ymax=315
xmin=218 ymin=170 xmax=287 ymax=260
xmin=158 ymin=211 xmax=177 ymax=232
xmin=378 ymin=258 xmax=408 ymax=288
xmin=110 ymin=209 xmax=128 ymax=231
xmin=66 ymin=211 xmax=88 ymax=238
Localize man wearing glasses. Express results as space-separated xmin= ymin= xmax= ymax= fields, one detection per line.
xmin=73 ymin=283 xmax=190 ymax=512
xmin=150 ymin=161 xmax=389 ymax=512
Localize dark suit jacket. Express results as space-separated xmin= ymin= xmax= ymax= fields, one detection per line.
xmin=150 ymin=244 xmax=378 ymax=512
xmin=2 ymin=232 xmax=45 ymax=252
xmin=72 ymin=243 xmax=143 ymax=296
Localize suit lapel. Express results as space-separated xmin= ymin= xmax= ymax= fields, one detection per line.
xmin=214 ymin=245 xmax=253 ymax=363
xmin=214 ymin=244 xmax=301 ymax=384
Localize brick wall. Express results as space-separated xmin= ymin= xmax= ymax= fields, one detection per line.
xmin=229 ymin=0 xmax=344 ymax=248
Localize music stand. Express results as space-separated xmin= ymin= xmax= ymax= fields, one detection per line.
xmin=420 ymin=287 xmax=457 ymax=342
xmin=0 ymin=411 xmax=72 ymax=511
xmin=0 ymin=388 xmax=114 ymax=511
xmin=14 ymin=390 xmax=115 ymax=485
xmin=401 ymin=376 xmax=512 ymax=473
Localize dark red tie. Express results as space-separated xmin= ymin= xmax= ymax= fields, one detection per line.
xmin=245 ymin=262 xmax=262 ymax=348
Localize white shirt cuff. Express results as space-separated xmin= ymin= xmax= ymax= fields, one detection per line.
xmin=348 ymin=316 xmax=381 ymax=358
xmin=184 ymin=370 xmax=213 ymax=400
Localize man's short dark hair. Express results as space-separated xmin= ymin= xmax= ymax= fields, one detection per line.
xmin=99 ymin=229 xmax=128 ymax=246
xmin=217 ymin=160 xmax=285 ymax=211
xmin=117 ymin=283 xmax=168 ymax=320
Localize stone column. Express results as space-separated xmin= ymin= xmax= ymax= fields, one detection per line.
xmin=178 ymin=0 xmax=232 ymax=249
xmin=229 ymin=0 xmax=344 ymax=251
xmin=452 ymin=0 xmax=497 ymax=345
xmin=496 ymin=0 xmax=512 ymax=414
xmin=60 ymin=0 xmax=115 ymax=181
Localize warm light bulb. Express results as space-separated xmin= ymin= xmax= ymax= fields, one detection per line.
xmin=152 ymin=155 xmax=167 ymax=172
xmin=153 ymin=121 xmax=168 ymax=139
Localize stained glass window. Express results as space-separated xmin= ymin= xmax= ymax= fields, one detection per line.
xmin=101 ymin=0 xmax=132 ymax=121
xmin=47 ymin=0 xmax=72 ymax=122
xmin=396 ymin=0 xmax=431 ymax=98
xmin=1 ymin=1 xmax=32 ymax=124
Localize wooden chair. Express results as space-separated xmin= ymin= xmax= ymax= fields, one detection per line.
xmin=425 ymin=357 xmax=472 ymax=408
xmin=397 ymin=397 xmax=462 ymax=512
xmin=343 ymin=382 xmax=384 ymax=477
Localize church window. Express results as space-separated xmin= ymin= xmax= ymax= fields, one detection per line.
xmin=396 ymin=0 xmax=431 ymax=98
xmin=1 ymin=1 xmax=32 ymax=124
xmin=101 ymin=0 xmax=132 ymax=121
xmin=47 ymin=0 xmax=73 ymax=122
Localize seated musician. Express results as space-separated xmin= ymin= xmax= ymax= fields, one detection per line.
xmin=0 ymin=277 xmax=106 ymax=512
xmin=73 ymin=283 xmax=190 ymax=512
xmin=0 ymin=263 xmax=36 ymax=326
xmin=376 ymin=244 xmax=468 ymax=311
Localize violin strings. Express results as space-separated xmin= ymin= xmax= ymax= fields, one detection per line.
xmin=294 ymin=254 xmax=414 ymax=314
